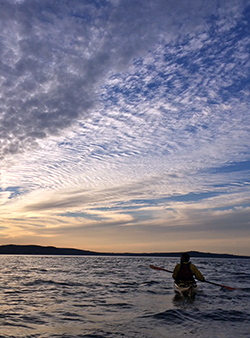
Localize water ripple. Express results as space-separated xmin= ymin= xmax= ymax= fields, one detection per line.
xmin=0 ymin=256 xmax=249 ymax=338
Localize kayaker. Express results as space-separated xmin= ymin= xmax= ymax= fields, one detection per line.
xmin=172 ymin=252 xmax=205 ymax=284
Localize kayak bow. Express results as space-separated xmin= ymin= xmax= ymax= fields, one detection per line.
xmin=174 ymin=282 xmax=198 ymax=297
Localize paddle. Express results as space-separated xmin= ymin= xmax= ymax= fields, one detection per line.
xmin=150 ymin=264 xmax=172 ymax=273
xmin=204 ymin=280 xmax=241 ymax=291
xmin=149 ymin=264 xmax=240 ymax=291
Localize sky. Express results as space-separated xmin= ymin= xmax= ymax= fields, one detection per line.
xmin=0 ymin=0 xmax=250 ymax=255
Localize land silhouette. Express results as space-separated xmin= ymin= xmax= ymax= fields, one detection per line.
xmin=0 ymin=244 xmax=249 ymax=258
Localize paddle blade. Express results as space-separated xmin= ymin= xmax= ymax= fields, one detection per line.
xmin=150 ymin=264 xmax=162 ymax=271
xmin=220 ymin=285 xmax=241 ymax=291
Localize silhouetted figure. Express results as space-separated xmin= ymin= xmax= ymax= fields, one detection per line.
xmin=172 ymin=252 xmax=205 ymax=284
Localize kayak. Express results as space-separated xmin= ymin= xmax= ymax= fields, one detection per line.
xmin=174 ymin=282 xmax=198 ymax=297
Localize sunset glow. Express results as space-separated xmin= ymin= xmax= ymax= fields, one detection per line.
xmin=0 ymin=0 xmax=250 ymax=255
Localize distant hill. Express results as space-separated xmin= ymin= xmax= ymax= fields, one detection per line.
xmin=0 ymin=244 xmax=97 ymax=256
xmin=145 ymin=250 xmax=250 ymax=259
xmin=0 ymin=244 xmax=249 ymax=259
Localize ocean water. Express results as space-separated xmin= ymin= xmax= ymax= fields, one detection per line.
xmin=0 ymin=256 xmax=249 ymax=338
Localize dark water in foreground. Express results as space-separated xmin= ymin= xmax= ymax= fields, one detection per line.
xmin=0 ymin=256 xmax=249 ymax=337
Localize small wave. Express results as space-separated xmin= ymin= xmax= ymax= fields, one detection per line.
xmin=196 ymin=309 xmax=250 ymax=322
xmin=118 ymin=281 xmax=139 ymax=287
xmin=140 ymin=280 xmax=161 ymax=286
xmin=20 ymin=314 xmax=47 ymax=325
xmin=24 ymin=279 xmax=83 ymax=287
xmin=59 ymin=312 xmax=83 ymax=321
xmin=98 ymin=302 xmax=133 ymax=309
xmin=49 ymin=331 xmax=114 ymax=338
xmin=3 ymin=290 xmax=22 ymax=294
xmin=0 ymin=320 xmax=33 ymax=329
xmin=240 ymin=287 xmax=250 ymax=292
xmin=143 ymin=309 xmax=191 ymax=324
xmin=30 ymin=268 xmax=48 ymax=272
xmin=144 ymin=308 xmax=250 ymax=324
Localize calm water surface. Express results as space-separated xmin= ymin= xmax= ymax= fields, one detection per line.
xmin=0 ymin=256 xmax=249 ymax=337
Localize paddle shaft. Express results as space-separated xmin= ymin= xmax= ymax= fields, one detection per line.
xmin=149 ymin=264 xmax=172 ymax=273
xmin=204 ymin=280 xmax=240 ymax=291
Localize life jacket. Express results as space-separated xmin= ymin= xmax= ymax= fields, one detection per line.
xmin=176 ymin=262 xmax=194 ymax=282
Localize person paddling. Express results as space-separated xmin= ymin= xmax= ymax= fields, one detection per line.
xmin=172 ymin=252 xmax=205 ymax=285
xmin=151 ymin=253 xmax=239 ymax=291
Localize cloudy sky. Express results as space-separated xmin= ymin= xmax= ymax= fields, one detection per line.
xmin=0 ymin=0 xmax=250 ymax=255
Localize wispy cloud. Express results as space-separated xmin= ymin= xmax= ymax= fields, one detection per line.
xmin=0 ymin=0 xmax=249 ymax=254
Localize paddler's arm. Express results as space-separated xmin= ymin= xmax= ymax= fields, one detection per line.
xmin=190 ymin=263 xmax=205 ymax=282
xmin=172 ymin=263 xmax=181 ymax=280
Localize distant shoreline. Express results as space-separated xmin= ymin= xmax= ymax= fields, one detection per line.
xmin=0 ymin=244 xmax=249 ymax=259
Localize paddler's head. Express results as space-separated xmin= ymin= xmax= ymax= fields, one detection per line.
xmin=181 ymin=252 xmax=190 ymax=263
